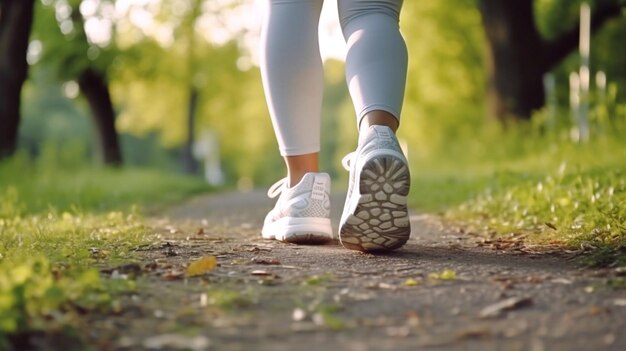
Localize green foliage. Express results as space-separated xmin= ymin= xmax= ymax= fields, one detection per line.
xmin=451 ymin=164 xmax=625 ymax=243
xmin=536 ymin=0 xmax=626 ymax=103
xmin=0 ymin=153 xmax=209 ymax=348
xmin=535 ymin=0 xmax=625 ymax=40
xmin=0 ymin=258 xmax=130 ymax=345
xmin=400 ymin=0 xmax=486 ymax=157
xmin=0 ymin=204 xmax=144 ymax=349
xmin=21 ymin=0 xmax=626 ymax=188
xmin=33 ymin=0 xmax=117 ymax=80
xmin=410 ymin=98 xmax=626 ymax=266
xmin=535 ymin=0 xmax=583 ymax=39
xmin=20 ymin=66 xmax=190 ymax=171
xmin=111 ymin=20 xmax=281 ymax=185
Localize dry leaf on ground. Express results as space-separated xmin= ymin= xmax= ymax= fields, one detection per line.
xmin=186 ymin=256 xmax=217 ymax=277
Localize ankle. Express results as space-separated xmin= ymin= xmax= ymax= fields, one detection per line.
xmin=360 ymin=111 xmax=399 ymax=133
xmin=285 ymin=152 xmax=319 ymax=187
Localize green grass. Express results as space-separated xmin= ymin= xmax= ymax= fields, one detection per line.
xmin=410 ymin=128 xmax=626 ymax=267
xmin=0 ymin=156 xmax=210 ymax=349
xmin=0 ymin=155 xmax=209 ymax=215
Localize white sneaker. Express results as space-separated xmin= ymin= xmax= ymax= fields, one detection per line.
xmin=339 ymin=125 xmax=411 ymax=251
xmin=262 ymin=172 xmax=333 ymax=244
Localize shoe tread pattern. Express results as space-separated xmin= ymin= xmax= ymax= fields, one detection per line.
xmin=340 ymin=155 xmax=410 ymax=252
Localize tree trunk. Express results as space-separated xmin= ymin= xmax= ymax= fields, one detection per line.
xmin=479 ymin=0 xmax=624 ymax=122
xmin=77 ymin=68 xmax=123 ymax=166
xmin=0 ymin=0 xmax=35 ymax=159
xmin=479 ymin=0 xmax=546 ymax=122
xmin=181 ymin=0 xmax=202 ymax=175
xmin=182 ymin=87 xmax=199 ymax=174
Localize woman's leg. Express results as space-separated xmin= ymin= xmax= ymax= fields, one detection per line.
xmin=260 ymin=0 xmax=324 ymax=186
xmin=338 ymin=0 xmax=408 ymax=132
xmin=337 ymin=0 xmax=410 ymax=252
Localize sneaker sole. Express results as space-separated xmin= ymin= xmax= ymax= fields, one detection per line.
xmin=340 ymin=154 xmax=411 ymax=252
xmin=263 ymin=217 xmax=333 ymax=245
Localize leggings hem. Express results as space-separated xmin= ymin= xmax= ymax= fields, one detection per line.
xmin=357 ymin=104 xmax=401 ymax=127
xmin=279 ymin=144 xmax=320 ymax=157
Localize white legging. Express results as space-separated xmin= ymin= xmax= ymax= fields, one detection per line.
xmin=260 ymin=0 xmax=407 ymax=156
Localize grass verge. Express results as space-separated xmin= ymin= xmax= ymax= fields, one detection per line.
xmin=0 ymin=156 xmax=210 ymax=349
xmin=411 ymin=132 xmax=626 ymax=267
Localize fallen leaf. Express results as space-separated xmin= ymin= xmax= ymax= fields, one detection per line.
xmin=479 ymin=296 xmax=533 ymax=318
xmin=404 ymin=278 xmax=420 ymax=286
xmin=429 ymin=269 xmax=457 ymax=280
xmin=186 ymin=256 xmax=217 ymax=277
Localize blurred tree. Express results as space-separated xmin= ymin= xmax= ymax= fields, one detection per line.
xmin=180 ymin=0 xmax=202 ymax=174
xmin=400 ymin=0 xmax=486 ymax=155
xmin=34 ymin=0 xmax=122 ymax=165
xmin=109 ymin=0 xmax=283 ymax=184
xmin=479 ymin=0 xmax=625 ymax=121
xmin=0 ymin=0 xmax=35 ymax=159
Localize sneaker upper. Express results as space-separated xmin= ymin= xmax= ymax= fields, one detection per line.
xmin=265 ymin=172 xmax=331 ymax=223
xmin=357 ymin=125 xmax=405 ymax=160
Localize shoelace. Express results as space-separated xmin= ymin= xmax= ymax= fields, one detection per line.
xmin=341 ymin=152 xmax=355 ymax=171
xmin=267 ymin=178 xmax=288 ymax=199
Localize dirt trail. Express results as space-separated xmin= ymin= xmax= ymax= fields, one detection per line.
xmin=90 ymin=190 xmax=626 ymax=351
